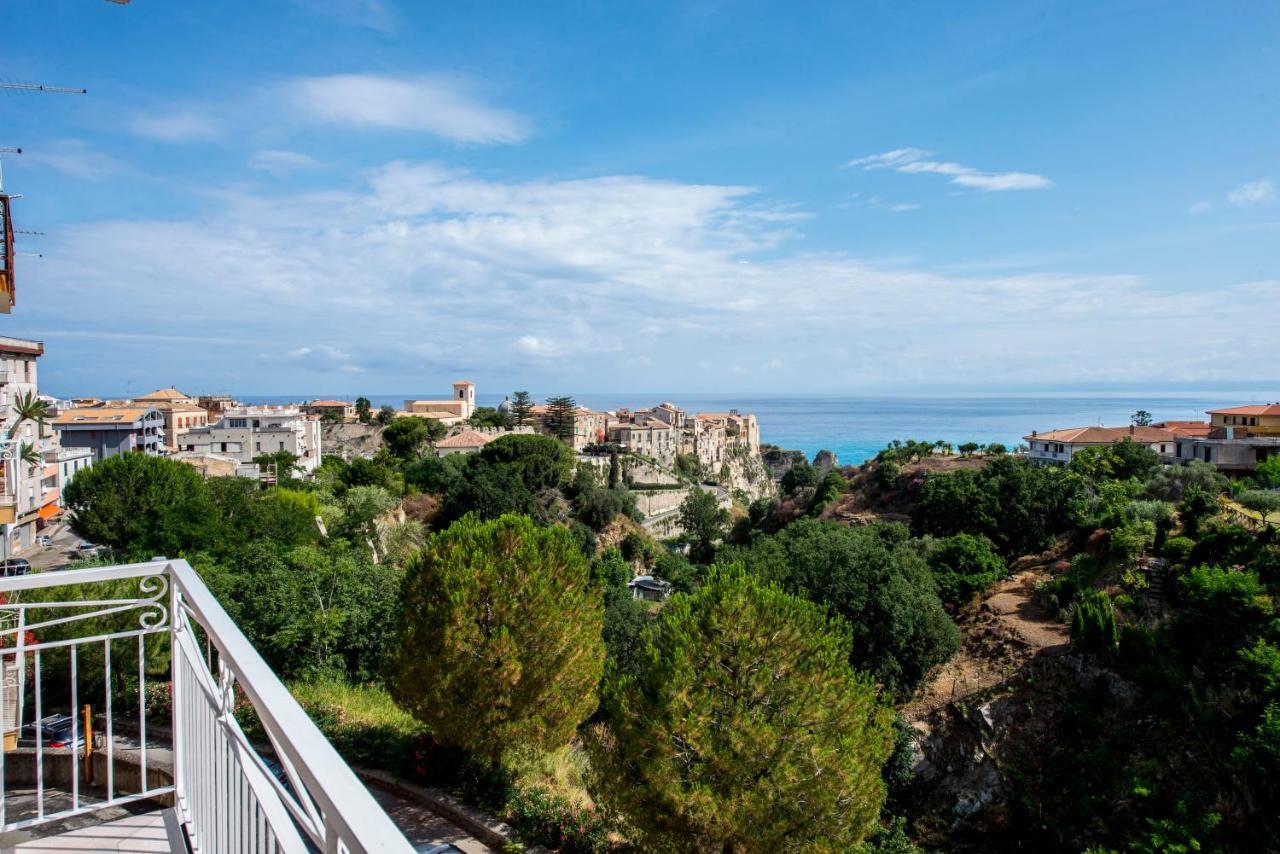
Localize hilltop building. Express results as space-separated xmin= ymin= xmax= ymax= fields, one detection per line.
xmin=1165 ymin=404 xmax=1280 ymax=472
xmin=607 ymin=402 xmax=760 ymax=468
xmin=1024 ymin=425 xmax=1176 ymax=466
xmin=404 ymin=381 xmax=476 ymax=425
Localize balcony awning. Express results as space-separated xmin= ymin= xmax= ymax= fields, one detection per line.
xmin=37 ymin=503 xmax=61 ymax=521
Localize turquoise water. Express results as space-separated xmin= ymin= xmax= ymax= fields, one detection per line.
xmin=243 ymin=391 xmax=1280 ymax=466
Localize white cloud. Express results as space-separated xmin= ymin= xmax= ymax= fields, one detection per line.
xmin=1227 ymin=180 xmax=1275 ymax=207
xmin=282 ymin=74 xmax=528 ymax=144
xmin=249 ymin=150 xmax=323 ymax=176
xmin=28 ymin=161 xmax=1280 ymax=391
xmin=845 ymin=147 xmax=1051 ymax=192
xmin=129 ymin=109 xmax=220 ymax=142
xmin=1188 ymin=200 xmax=1213 ymax=215
xmin=21 ymin=139 xmax=128 ymax=181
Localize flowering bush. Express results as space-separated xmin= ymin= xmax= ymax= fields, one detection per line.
xmin=506 ymin=786 xmax=617 ymax=853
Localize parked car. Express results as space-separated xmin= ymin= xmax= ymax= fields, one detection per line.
xmin=70 ymin=542 xmax=103 ymax=558
xmin=19 ymin=714 xmax=86 ymax=751
xmin=0 ymin=558 xmax=31 ymax=577
xmin=35 ymin=534 xmax=53 ymax=548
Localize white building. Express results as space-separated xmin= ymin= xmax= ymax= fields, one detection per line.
xmin=0 ymin=336 xmax=57 ymax=559
xmin=1023 ymin=425 xmax=1176 ymax=466
xmin=180 ymin=405 xmax=323 ymax=476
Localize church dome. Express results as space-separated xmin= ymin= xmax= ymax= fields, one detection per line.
xmin=497 ymin=396 xmax=513 ymax=414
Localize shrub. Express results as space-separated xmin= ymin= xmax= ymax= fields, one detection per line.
xmin=1071 ymin=590 xmax=1118 ymax=656
xmin=1163 ymin=536 xmax=1195 ymax=564
xmin=927 ymin=533 xmax=1007 ymax=608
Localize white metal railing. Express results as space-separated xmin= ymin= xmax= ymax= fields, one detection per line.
xmin=0 ymin=560 xmax=413 ymax=853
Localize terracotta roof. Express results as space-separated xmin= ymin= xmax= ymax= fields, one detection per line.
xmin=305 ymin=400 xmax=351 ymax=407
xmin=435 ymin=430 xmax=493 ymax=449
xmin=1208 ymin=404 xmax=1280 ymax=416
xmin=54 ymin=407 xmax=155 ymax=425
xmin=1156 ymin=420 xmax=1213 ymax=438
xmin=135 ymin=387 xmax=193 ymax=401
xmin=1024 ymin=425 xmax=1175 ymax=444
xmin=144 ymin=400 xmax=206 ymax=413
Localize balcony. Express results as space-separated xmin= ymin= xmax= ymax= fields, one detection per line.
xmin=0 ymin=560 xmax=413 ymax=852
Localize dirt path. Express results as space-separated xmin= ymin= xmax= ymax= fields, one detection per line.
xmin=902 ymin=569 xmax=1068 ymax=721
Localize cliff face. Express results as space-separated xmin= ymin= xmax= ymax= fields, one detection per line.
xmin=761 ymin=443 xmax=808 ymax=480
xmin=724 ymin=439 xmax=775 ymax=501
xmin=320 ymin=422 xmax=383 ymax=460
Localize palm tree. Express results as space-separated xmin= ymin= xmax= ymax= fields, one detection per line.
xmin=6 ymin=390 xmax=51 ymax=441
xmin=18 ymin=442 xmax=39 ymax=468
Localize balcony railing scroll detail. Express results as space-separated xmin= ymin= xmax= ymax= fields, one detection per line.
xmin=0 ymin=560 xmax=412 ymax=853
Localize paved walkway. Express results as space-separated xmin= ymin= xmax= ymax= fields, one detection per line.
xmin=369 ymin=783 xmax=494 ymax=852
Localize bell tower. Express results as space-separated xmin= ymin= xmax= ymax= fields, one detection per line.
xmin=452 ymin=380 xmax=476 ymax=418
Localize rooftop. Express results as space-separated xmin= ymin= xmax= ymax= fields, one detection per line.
xmin=134 ymin=387 xmax=193 ymax=402
xmin=53 ymin=407 xmax=155 ymax=426
xmin=1024 ymin=425 xmax=1175 ymax=444
xmin=435 ymin=430 xmax=494 ymax=449
xmin=1208 ymin=403 xmax=1280 ymax=416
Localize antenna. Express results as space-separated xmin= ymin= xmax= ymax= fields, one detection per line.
xmin=0 ymin=82 xmax=87 ymax=95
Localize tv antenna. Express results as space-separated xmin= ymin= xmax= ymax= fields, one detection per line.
xmin=0 ymin=82 xmax=87 ymax=95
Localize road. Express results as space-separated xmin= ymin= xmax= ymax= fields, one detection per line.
xmin=640 ymin=485 xmax=731 ymax=534
xmin=16 ymin=521 xmax=88 ymax=572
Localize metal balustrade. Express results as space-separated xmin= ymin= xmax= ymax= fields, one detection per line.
xmin=0 ymin=559 xmax=413 ymax=853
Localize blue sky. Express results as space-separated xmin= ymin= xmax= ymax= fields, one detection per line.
xmin=2 ymin=0 xmax=1278 ymax=397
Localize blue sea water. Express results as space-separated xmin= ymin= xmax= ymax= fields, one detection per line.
xmin=241 ymin=391 xmax=1280 ymax=466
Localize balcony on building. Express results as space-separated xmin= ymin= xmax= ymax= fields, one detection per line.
xmin=0 ymin=559 xmax=414 ymax=852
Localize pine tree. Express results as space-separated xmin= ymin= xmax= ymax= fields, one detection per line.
xmin=387 ymin=515 xmax=604 ymax=765
xmin=1070 ymin=590 xmax=1117 ymax=656
xmin=590 ymin=565 xmax=893 ymax=851
xmin=544 ymin=395 xmax=578 ymax=444
xmin=607 ymin=450 xmax=621 ymax=489
xmin=510 ymin=390 xmax=533 ymax=426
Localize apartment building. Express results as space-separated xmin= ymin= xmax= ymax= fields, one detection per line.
xmin=0 ymin=336 xmax=54 ymax=558
xmin=180 ymin=405 xmax=322 ymax=475
xmin=53 ymin=406 xmax=167 ymax=460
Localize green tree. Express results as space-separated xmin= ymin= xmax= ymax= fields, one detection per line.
xmin=721 ymin=519 xmax=959 ymax=698
xmin=927 ymin=533 xmax=1006 ymax=607
xmin=591 ymin=565 xmax=893 ymax=853
xmin=381 ymin=416 xmax=437 ymax=460
xmin=478 ymin=433 xmax=574 ymax=492
xmin=387 ymin=515 xmax=604 ymax=765
xmin=607 ymin=450 xmax=622 ymax=489
xmin=63 ymin=454 xmax=216 ymax=557
xmin=375 ymin=405 xmax=396 ymax=426
xmin=986 ymin=442 xmax=1008 ymax=455
xmin=1255 ymin=456 xmax=1280 ymax=490
xmin=252 ymin=450 xmax=301 ymax=483
xmin=595 ymin=549 xmax=648 ymax=679
xmin=1132 ymin=409 xmax=1154 ymax=427
xmin=1146 ymin=460 xmax=1228 ymax=501
xmin=543 ymin=395 xmax=578 ymax=444
xmin=468 ymin=406 xmax=511 ymax=429
xmin=1240 ymin=489 xmax=1280 ymax=520
xmin=958 ymin=442 xmax=981 ymax=458
xmin=780 ymin=461 xmax=818 ymax=495
xmin=679 ymin=488 xmax=728 ymax=564
xmin=510 ymin=390 xmax=534 ymax=427
xmin=354 ymin=396 xmax=372 ymax=424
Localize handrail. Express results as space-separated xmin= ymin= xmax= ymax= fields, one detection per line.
xmin=0 ymin=560 xmax=414 ymax=852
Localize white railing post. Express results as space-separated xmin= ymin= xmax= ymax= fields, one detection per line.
xmin=169 ymin=568 xmax=185 ymax=823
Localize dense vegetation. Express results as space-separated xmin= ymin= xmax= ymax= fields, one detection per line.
xmin=56 ymin=428 xmax=1280 ymax=853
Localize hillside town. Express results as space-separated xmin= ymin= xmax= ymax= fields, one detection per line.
xmin=6 ymin=330 xmax=1279 ymax=570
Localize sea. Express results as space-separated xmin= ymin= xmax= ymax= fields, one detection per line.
xmin=238 ymin=391 xmax=1280 ymax=467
